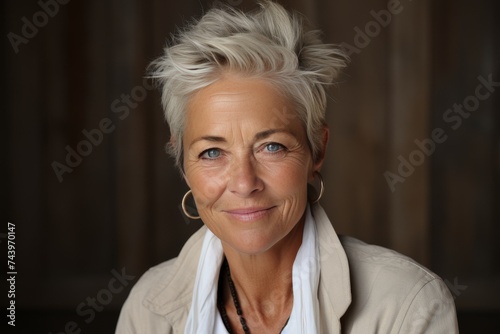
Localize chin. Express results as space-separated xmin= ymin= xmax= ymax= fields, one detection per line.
xmin=224 ymin=230 xmax=284 ymax=255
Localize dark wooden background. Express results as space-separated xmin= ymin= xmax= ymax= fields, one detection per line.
xmin=3 ymin=0 xmax=499 ymax=332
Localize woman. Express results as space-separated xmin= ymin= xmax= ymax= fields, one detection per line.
xmin=116 ymin=2 xmax=458 ymax=333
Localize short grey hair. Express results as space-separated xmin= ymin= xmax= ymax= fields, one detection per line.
xmin=149 ymin=1 xmax=348 ymax=169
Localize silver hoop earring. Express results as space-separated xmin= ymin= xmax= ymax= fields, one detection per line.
xmin=311 ymin=172 xmax=324 ymax=204
xmin=182 ymin=190 xmax=201 ymax=219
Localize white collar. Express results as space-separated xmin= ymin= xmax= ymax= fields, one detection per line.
xmin=185 ymin=205 xmax=320 ymax=334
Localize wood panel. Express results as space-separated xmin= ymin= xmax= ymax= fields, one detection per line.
xmin=319 ymin=0 xmax=393 ymax=249
xmin=430 ymin=0 xmax=500 ymax=311
xmin=388 ymin=0 xmax=431 ymax=265
xmin=6 ymin=0 xmax=48 ymax=306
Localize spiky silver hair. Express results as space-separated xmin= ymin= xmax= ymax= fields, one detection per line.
xmin=149 ymin=1 xmax=348 ymax=169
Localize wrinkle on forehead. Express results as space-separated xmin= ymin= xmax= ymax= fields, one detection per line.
xmin=184 ymin=75 xmax=304 ymax=150
xmin=188 ymin=74 xmax=286 ymax=109
xmin=204 ymin=90 xmax=256 ymax=104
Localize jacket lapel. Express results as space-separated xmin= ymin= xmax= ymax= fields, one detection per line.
xmin=313 ymin=204 xmax=352 ymax=332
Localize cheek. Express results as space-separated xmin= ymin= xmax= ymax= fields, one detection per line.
xmin=264 ymin=161 xmax=310 ymax=205
xmin=186 ymin=167 xmax=226 ymax=209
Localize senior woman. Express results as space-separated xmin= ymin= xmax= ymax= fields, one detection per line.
xmin=116 ymin=2 xmax=458 ymax=333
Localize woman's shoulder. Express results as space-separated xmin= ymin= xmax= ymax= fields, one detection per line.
xmin=130 ymin=257 xmax=179 ymax=301
xmin=132 ymin=225 xmax=208 ymax=303
xmin=338 ymin=235 xmax=458 ymax=333
xmin=116 ymin=226 xmax=208 ymax=333
xmin=339 ymin=234 xmax=445 ymax=297
xmin=115 ymin=258 xmax=179 ymax=333
xmin=339 ymin=235 xmax=437 ymax=279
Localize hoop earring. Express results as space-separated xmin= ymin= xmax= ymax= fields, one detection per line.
xmin=311 ymin=172 xmax=324 ymax=204
xmin=182 ymin=190 xmax=201 ymax=219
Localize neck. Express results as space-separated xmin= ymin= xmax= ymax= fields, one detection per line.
xmin=221 ymin=218 xmax=305 ymax=320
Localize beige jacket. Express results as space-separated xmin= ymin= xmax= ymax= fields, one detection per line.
xmin=116 ymin=205 xmax=458 ymax=333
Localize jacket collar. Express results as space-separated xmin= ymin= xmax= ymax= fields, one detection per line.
xmin=142 ymin=204 xmax=352 ymax=328
xmin=312 ymin=204 xmax=352 ymax=329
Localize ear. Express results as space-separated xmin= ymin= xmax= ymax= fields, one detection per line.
xmin=312 ymin=125 xmax=329 ymax=172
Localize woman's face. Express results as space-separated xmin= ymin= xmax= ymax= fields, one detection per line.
xmin=183 ymin=74 xmax=323 ymax=255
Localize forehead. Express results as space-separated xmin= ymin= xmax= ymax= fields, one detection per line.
xmin=185 ymin=75 xmax=302 ymax=136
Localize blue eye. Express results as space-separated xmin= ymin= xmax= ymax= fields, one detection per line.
xmin=265 ymin=143 xmax=284 ymax=153
xmin=201 ymin=148 xmax=221 ymax=159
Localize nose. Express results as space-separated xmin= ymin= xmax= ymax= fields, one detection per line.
xmin=227 ymin=154 xmax=264 ymax=197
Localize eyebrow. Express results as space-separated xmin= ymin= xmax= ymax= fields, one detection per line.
xmin=190 ymin=135 xmax=226 ymax=147
xmin=254 ymin=128 xmax=291 ymax=141
xmin=189 ymin=128 xmax=295 ymax=148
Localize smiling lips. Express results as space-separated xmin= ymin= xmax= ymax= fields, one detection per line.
xmin=224 ymin=207 xmax=275 ymax=222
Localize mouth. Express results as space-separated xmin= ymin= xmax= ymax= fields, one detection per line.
xmin=224 ymin=206 xmax=276 ymax=222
